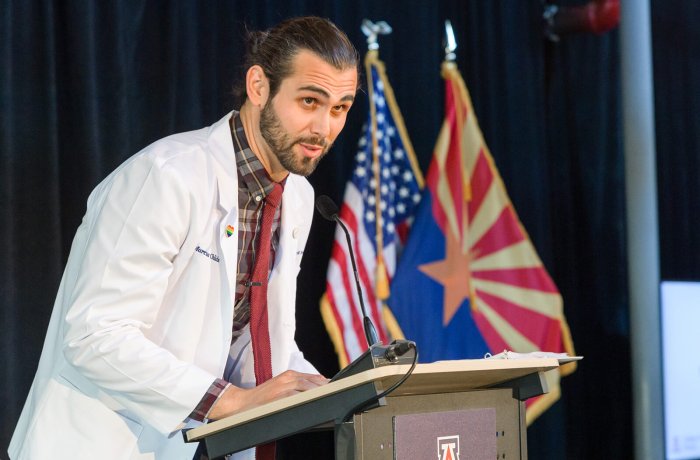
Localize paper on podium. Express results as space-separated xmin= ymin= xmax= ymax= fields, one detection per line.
xmin=484 ymin=350 xmax=583 ymax=364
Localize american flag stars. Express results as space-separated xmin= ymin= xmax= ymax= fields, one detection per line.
xmin=350 ymin=68 xmax=421 ymax=247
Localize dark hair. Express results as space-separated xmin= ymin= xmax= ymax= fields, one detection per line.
xmin=235 ymin=16 xmax=360 ymax=103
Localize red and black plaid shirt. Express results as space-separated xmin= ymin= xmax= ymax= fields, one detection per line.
xmin=190 ymin=112 xmax=284 ymax=422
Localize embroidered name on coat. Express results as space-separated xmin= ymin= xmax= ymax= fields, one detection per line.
xmin=195 ymin=245 xmax=220 ymax=263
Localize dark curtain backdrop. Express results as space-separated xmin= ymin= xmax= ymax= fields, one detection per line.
xmin=2 ymin=1 xmax=698 ymax=459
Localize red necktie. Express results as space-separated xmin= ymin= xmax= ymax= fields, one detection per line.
xmin=249 ymin=183 xmax=283 ymax=460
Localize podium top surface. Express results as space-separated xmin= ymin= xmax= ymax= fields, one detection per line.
xmin=186 ymin=357 xmax=559 ymax=442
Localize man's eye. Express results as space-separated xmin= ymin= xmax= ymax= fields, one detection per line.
xmin=332 ymin=105 xmax=349 ymax=114
xmin=302 ymin=97 xmax=316 ymax=106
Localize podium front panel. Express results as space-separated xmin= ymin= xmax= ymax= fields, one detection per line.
xmin=394 ymin=407 xmax=497 ymax=459
xmin=349 ymin=388 xmax=526 ymax=460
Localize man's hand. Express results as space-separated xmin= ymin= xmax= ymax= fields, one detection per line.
xmin=207 ymin=370 xmax=329 ymax=420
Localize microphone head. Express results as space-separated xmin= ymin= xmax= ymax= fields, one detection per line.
xmin=315 ymin=195 xmax=340 ymax=221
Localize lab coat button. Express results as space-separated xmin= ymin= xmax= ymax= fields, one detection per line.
xmin=292 ymin=227 xmax=300 ymax=239
xmin=255 ymin=195 xmax=262 ymax=202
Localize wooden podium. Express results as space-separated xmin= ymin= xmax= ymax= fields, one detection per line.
xmin=185 ymin=358 xmax=559 ymax=459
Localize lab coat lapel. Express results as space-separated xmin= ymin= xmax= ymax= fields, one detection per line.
xmin=207 ymin=113 xmax=240 ymax=338
xmin=274 ymin=177 xmax=304 ymax=282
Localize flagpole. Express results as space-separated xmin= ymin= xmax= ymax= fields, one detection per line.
xmin=442 ymin=21 xmax=472 ymax=264
xmin=362 ymin=26 xmax=390 ymax=301
xmin=619 ymin=1 xmax=664 ymax=459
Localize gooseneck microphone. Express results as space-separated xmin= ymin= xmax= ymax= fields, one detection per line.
xmin=315 ymin=195 xmax=380 ymax=348
xmin=316 ymin=195 xmax=417 ymax=384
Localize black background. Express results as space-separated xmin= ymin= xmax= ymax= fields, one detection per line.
xmin=2 ymin=1 xmax=698 ymax=459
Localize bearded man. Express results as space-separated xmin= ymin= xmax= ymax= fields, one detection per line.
xmin=9 ymin=16 xmax=359 ymax=460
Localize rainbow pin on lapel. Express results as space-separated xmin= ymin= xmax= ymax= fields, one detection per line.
xmin=225 ymin=225 xmax=234 ymax=237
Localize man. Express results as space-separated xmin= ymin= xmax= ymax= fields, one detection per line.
xmin=9 ymin=16 xmax=359 ymax=460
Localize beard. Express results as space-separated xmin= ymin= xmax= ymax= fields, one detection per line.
xmin=259 ymin=101 xmax=331 ymax=177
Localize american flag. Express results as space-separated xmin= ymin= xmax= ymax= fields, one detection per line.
xmin=321 ymin=51 xmax=423 ymax=367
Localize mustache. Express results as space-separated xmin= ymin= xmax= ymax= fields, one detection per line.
xmin=296 ymin=136 xmax=328 ymax=148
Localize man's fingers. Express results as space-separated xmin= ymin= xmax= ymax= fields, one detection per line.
xmin=295 ymin=374 xmax=329 ymax=388
xmin=296 ymin=375 xmax=327 ymax=390
xmin=277 ymin=370 xmax=329 ymax=386
xmin=307 ymin=374 xmax=330 ymax=385
xmin=268 ymin=371 xmax=328 ymax=398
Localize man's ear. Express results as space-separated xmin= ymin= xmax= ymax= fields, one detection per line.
xmin=246 ymin=65 xmax=269 ymax=107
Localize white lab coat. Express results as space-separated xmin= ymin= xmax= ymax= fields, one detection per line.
xmin=8 ymin=112 xmax=317 ymax=460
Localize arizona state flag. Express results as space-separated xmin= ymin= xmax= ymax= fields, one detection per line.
xmin=387 ymin=61 xmax=576 ymax=423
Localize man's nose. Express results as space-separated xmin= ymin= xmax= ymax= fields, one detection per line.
xmin=309 ymin=111 xmax=331 ymax=139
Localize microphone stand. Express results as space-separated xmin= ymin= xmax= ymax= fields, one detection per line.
xmin=315 ymin=195 xmax=416 ymax=382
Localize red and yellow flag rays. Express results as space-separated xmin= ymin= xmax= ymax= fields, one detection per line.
xmin=419 ymin=70 xmax=472 ymax=325
xmin=436 ymin=63 xmax=576 ymax=423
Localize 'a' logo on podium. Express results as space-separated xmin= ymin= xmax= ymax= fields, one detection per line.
xmin=437 ymin=435 xmax=460 ymax=460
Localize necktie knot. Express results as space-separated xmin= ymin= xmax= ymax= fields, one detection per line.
xmin=265 ymin=183 xmax=283 ymax=210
